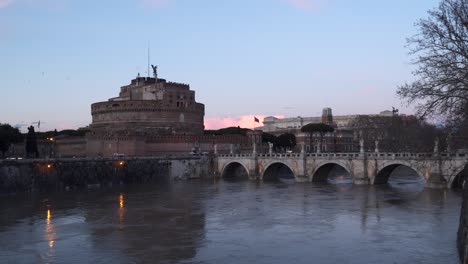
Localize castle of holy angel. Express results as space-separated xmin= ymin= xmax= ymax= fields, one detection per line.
xmin=46 ymin=65 xmax=399 ymax=157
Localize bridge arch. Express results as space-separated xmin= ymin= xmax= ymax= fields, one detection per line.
xmin=261 ymin=162 xmax=296 ymax=181
xmin=311 ymin=162 xmax=352 ymax=183
xmin=374 ymin=162 xmax=424 ymax=185
xmin=221 ymin=162 xmax=249 ymax=180
xmin=449 ymin=163 xmax=468 ymax=189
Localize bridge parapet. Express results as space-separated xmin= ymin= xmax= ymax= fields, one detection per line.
xmin=218 ymin=154 xmax=254 ymax=158
xmin=215 ymin=152 xmax=468 ymax=189
xmin=306 ymin=153 xmax=361 ymax=158
xmin=258 ymin=153 xmax=302 ymax=158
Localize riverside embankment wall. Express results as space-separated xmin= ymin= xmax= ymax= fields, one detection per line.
xmin=458 ymin=186 xmax=468 ymax=262
xmin=0 ymin=156 xmax=212 ymax=193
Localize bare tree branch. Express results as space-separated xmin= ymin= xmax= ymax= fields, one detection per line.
xmin=398 ymin=0 xmax=468 ymax=125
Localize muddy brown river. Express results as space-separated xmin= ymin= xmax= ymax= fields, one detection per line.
xmin=0 ymin=169 xmax=461 ymax=263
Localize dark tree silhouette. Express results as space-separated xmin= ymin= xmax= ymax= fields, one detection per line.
xmin=204 ymin=126 xmax=251 ymax=136
xmin=0 ymin=124 xmax=23 ymax=158
xmin=25 ymin=126 xmax=39 ymax=158
xmin=397 ymin=0 xmax=468 ymax=125
xmin=275 ymin=133 xmax=296 ymax=152
xmin=262 ymin=132 xmax=277 ymax=144
xmin=301 ymin=123 xmax=334 ymax=152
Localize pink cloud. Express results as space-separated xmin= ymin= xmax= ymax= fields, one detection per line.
xmin=205 ymin=115 xmax=285 ymax=130
xmin=0 ymin=0 xmax=15 ymax=8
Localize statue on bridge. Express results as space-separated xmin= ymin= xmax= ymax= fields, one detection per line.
xmin=268 ymin=142 xmax=273 ymax=155
xmin=447 ymin=134 xmax=452 ymax=153
xmin=434 ymin=138 xmax=439 ymax=155
xmin=360 ymin=139 xmax=365 ymax=153
xmin=375 ymin=140 xmax=379 ymax=153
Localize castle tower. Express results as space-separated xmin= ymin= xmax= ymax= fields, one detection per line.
xmin=90 ymin=65 xmax=205 ymax=135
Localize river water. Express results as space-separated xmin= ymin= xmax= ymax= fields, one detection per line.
xmin=0 ymin=169 xmax=462 ymax=264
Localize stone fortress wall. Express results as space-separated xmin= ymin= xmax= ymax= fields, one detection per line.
xmin=91 ymin=73 xmax=205 ymax=136
xmin=82 ymin=134 xmax=256 ymax=158
xmin=90 ymin=100 xmax=204 ymax=135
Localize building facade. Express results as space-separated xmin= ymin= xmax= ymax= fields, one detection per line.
xmin=260 ymin=108 xmax=397 ymax=153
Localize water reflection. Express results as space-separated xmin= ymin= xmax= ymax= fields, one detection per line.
xmin=0 ymin=178 xmax=462 ymax=263
xmin=387 ymin=166 xmax=424 ymax=192
xmin=327 ymin=165 xmax=353 ymax=185
xmin=79 ymin=185 xmax=206 ymax=263
xmin=118 ymin=193 xmax=125 ymax=227
xmin=46 ymin=208 xmax=51 ymax=224
xmin=119 ymin=193 xmax=124 ymax=209
xmin=44 ymin=207 xmax=56 ymax=263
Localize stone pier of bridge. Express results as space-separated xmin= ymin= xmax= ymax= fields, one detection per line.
xmin=215 ymin=151 xmax=468 ymax=189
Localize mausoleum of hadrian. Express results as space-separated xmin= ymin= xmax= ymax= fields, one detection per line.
xmin=90 ymin=66 xmax=205 ymax=135
xmin=54 ymin=66 xmax=258 ymax=157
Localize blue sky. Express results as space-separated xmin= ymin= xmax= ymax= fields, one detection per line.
xmin=0 ymin=0 xmax=440 ymax=131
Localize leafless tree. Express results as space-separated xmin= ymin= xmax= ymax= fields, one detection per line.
xmin=397 ymin=0 xmax=468 ymax=124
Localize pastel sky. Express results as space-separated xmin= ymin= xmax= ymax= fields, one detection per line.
xmin=0 ymin=0 xmax=440 ymax=131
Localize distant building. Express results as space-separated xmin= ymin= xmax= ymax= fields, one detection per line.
xmin=262 ymin=109 xmax=396 ymax=133
xmin=260 ymin=108 xmax=401 ymax=153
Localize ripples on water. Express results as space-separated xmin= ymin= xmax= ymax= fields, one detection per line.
xmin=0 ymin=167 xmax=461 ymax=264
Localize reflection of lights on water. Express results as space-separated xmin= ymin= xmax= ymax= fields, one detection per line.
xmin=119 ymin=193 xmax=125 ymax=226
xmin=45 ymin=208 xmax=55 ymax=249
xmin=46 ymin=209 xmax=51 ymax=224
xmin=119 ymin=193 xmax=124 ymax=208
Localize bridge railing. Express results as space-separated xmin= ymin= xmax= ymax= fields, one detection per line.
xmin=365 ymin=152 xmax=467 ymax=159
xmin=217 ymin=154 xmax=254 ymax=158
xmin=306 ymin=153 xmax=361 ymax=158
xmin=365 ymin=152 xmax=433 ymax=158
xmin=216 ymin=152 xmax=468 ymax=159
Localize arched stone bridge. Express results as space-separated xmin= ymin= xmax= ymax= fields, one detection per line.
xmin=215 ymin=152 xmax=468 ymax=189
